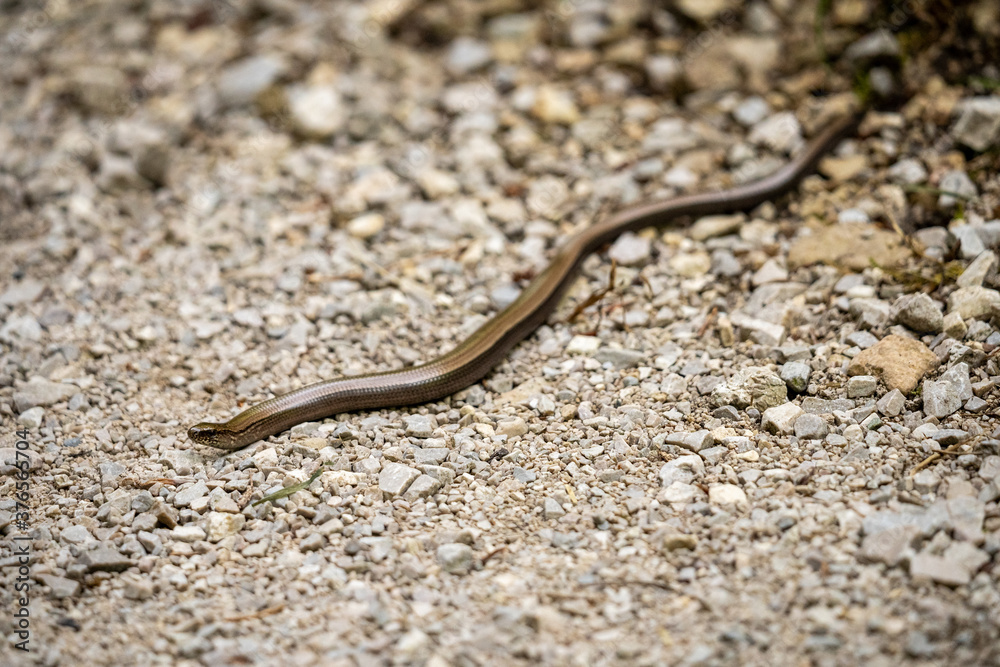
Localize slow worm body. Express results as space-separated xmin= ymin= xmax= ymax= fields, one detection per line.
xmin=189 ymin=110 xmax=862 ymax=450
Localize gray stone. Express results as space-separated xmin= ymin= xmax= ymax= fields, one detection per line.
xmin=909 ymin=552 xmax=969 ymax=586
xmin=594 ymin=347 xmax=646 ymax=369
xmin=923 ymin=379 xmax=961 ymax=418
xmin=708 ymin=484 xmax=747 ymax=507
xmin=379 ymin=463 xmax=421 ymax=497
xmin=956 ymin=251 xmax=996 ymax=288
xmin=937 ymin=170 xmax=978 ymax=210
xmin=0 ymin=315 xmax=42 ymax=342
xmin=953 ymin=226 xmax=986 ymax=260
xmin=733 ymin=96 xmax=769 ymax=127
xmin=17 ymin=406 xmax=44 ymax=429
xmin=699 ymin=446 xmax=728 ymax=464
xmin=437 ymin=543 xmax=474 ymax=575
xmin=159 ymin=450 xmax=202 ymax=477
xmin=136 ymin=530 xmax=161 ymax=554
xmin=943 ymin=312 xmax=968 ymax=339
xmin=0 ymin=279 xmax=44 ymax=305
xmin=951 ymin=96 xmax=1000 ymax=152
xmin=100 ymin=462 xmax=126 ymax=484
xmin=691 ymin=214 xmax=745 ymax=242
xmin=404 ymin=415 xmax=437 ymax=438
xmin=890 ymin=293 xmax=943 ymax=333
xmin=793 ymin=413 xmax=829 ymax=440
xmin=79 ymin=546 xmax=132 ymax=573
xmin=645 ymin=54 xmax=683 ymax=93
xmin=947 ymin=495 xmax=985 ymax=543
xmin=60 ymin=525 xmax=95 ymax=545
xmin=876 ymin=389 xmax=906 ymax=417
xmin=930 ymin=429 xmax=969 ymax=445
xmin=939 ymin=363 xmax=973 ymax=401
xmin=205 ymin=512 xmax=245 ymax=542
xmin=446 ymin=37 xmax=492 ymax=75
xmin=413 ymin=448 xmax=450 ymax=466
xmin=712 ymin=405 xmax=740 ymax=420
xmin=660 ymin=481 xmax=701 ymax=504
xmin=847 ymin=375 xmax=878 ymax=398
xmin=38 ymin=574 xmax=81 ymax=599
xmin=728 ymin=312 xmax=785 ymax=346
xmin=174 ymin=481 xmax=209 ymax=508
xmin=800 ymin=397 xmax=854 ymax=415
xmin=749 ymin=112 xmax=802 ymax=153
xmin=287 ymin=84 xmax=346 ymax=139
xmin=844 ymin=30 xmax=900 ymax=60
xmin=496 ymin=417 xmax=528 ymax=437
xmin=512 ymin=467 xmax=536 ymax=484
xmin=863 ymin=505 xmax=947 ymax=539
xmin=122 ymin=575 xmax=155 ymax=600
xmin=849 ymin=298 xmax=890 ymax=329
xmin=761 ymin=402 xmax=805 ymax=435
xmin=172 ymin=525 xmax=206 ymax=543
xmin=846 ymin=330 xmax=879 ymax=349
xmin=607 ymin=232 xmax=651 ymax=266
xmin=420 ymin=465 xmax=456 ymax=486
xmin=912 ymin=470 xmax=941 ymax=493
xmin=402 ymin=474 xmax=443 ymax=501
xmin=780 ymin=361 xmax=811 ymax=393
xmin=887 ymin=158 xmax=927 ymax=184
xmin=858 ymin=525 xmax=919 ymax=566
xmin=658 ymin=455 xmax=705 ymax=487
xmin=711 ymin=367 xmax=786 ymax=410
xmin=217 ymin=54 xmax=285 ymax=107
xmin=299 ymin=533 xmax=325 ymax=552
xmin=944 ymin=541 xmax=990 ymax=574
xmin=543 ymin=497 xmax=566 ymax=519
xmin=662 ymin=430 xmax=714 ymax=453
xmin=13 ymin=379 xmax=77 ymax=411
xmin=947 ymin=286 xmax=1000 ymax=319
xmin=980 ymin=456 xmax=1000 ymax=481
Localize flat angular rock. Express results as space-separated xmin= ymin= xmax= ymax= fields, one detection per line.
xmin=708 ymin=484 xmax=747 ymax=508
xmin=437 ymin=543 xmax=474 ymax=575
xmin=947 ymin=286 xmax=1000 ymax=319
xmin=663 ymin=430 xmax=714 ymax=453
xmin=402 ymin=474 xmax=442 ymax=501
xmin=876 ymin=389 xmax=905 ymax=416
xmin=174 ymin=480 xmax=209 ymax=508
xmin=658 ymin=455 xmax=705 ymax=487
xmin=794 ymin=413 xmax=829 ymax=440
xmin=909 ymin=552 xmax=970 ymax=586
xmin=858 ymin=525 xmax=919 ymax=566
xmin=79 ymin=546 xmax=132 ymax=573
xmin=38 ymin=574 xmax=81 ymax=599
xmin=890 ymin=293 xmax=943 ymax=333
xmin=379 ymin=463 xmax=421 ymax=497
xmin=847 ymin=335 xmax=938 ymax=393
xmin=14 ymin=379 xmax=78 ymax=411
xmin=788 ymin=223 xmax=909 ymax=270
xmin=543 ymin=497 xmax=566 ymax=519
xmin=761 ymin=402 xmax=804 ymax=435
xmin=951 ymin=96 xmax=1000 ymax=151
xmin=711 ymin=366 xmax=786 ymax=410
xmin=205 ymin=512 xmax=245 ymax=542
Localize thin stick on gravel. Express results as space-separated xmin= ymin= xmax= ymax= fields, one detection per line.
xmin=910 ymin=436 xmax=982 ymax=476
xmin=224 ymin=604 xmax=285 ymax=622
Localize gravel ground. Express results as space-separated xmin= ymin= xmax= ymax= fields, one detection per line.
xmin=2 ymin=1 xmax=1000 ymax=665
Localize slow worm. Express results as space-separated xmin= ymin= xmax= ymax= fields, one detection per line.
xmin=189 ymin=109 xmax=863 ymax=450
